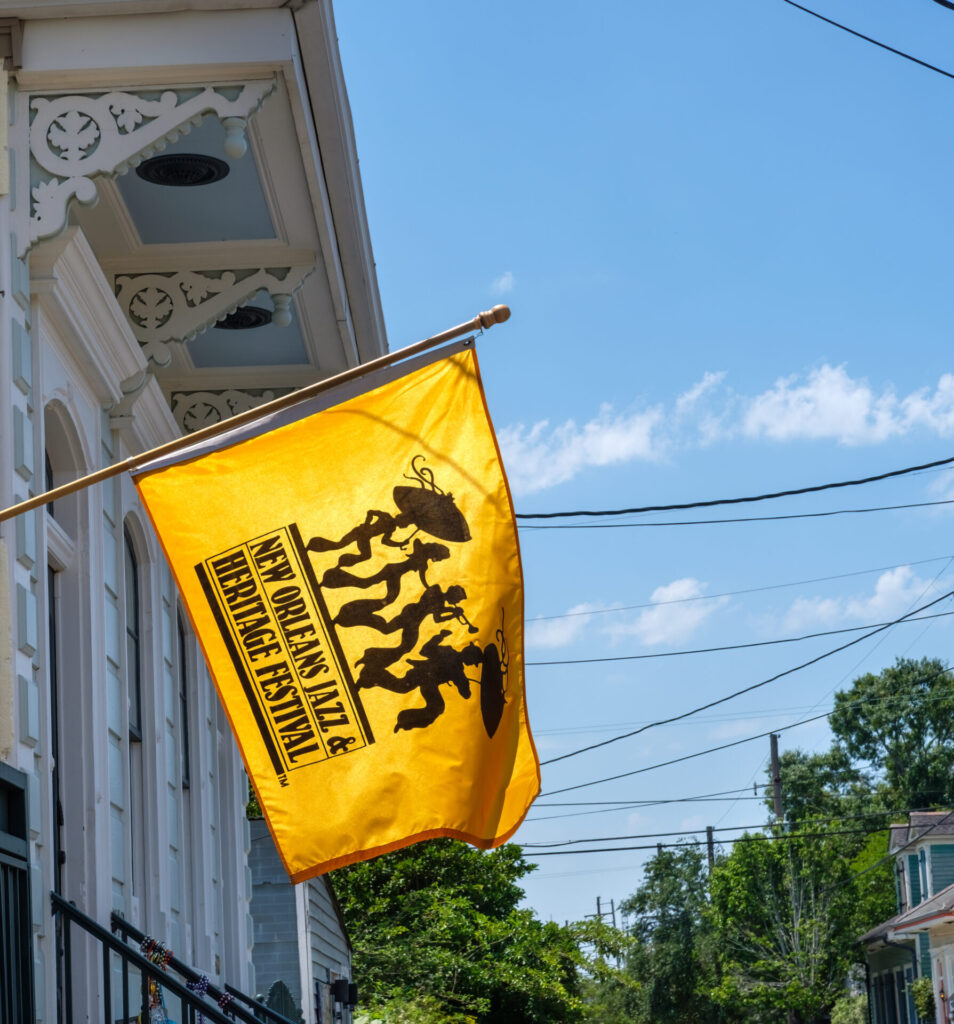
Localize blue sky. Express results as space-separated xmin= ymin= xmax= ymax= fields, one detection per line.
xmin=335 ymin=0 xmax=954 ymax=924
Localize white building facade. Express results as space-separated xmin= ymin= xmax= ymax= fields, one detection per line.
xmin=0 ymin=2 xmax=386 ymax=1020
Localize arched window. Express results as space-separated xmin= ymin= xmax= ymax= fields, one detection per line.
xmin=125 ymin=529 xmax=142 ymax=741
xmin=45 ymin=450 xmax=55 ymax=519
xmin=177 ymin=615 xmax=191 ymax=789
xmin=177 ymin=613 xmax=195 ymax=956
xmin=124 ymin=527 xmax=146 ymax=905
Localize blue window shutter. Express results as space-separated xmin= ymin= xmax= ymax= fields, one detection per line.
xmin=930 ymin=844 xmax=954 ymax=892
xmin=909 ymin=854 xmax=922 ymax=904
xmin=919 ymin=933 xmax=931 ymax=978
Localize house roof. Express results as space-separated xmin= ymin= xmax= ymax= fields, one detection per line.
xmin=859 ymin=911 xmax=906 ymax=945
xmin=890 ymin=811 xmax=954 ymax=850
xmin=892 ymin=881 xmax=954 ymax=933
xmin=858 ymin=883 xmax=954 ymax=944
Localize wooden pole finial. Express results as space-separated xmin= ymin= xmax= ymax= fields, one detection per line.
xmin=478 ymin=304 xmax=511 ymax=329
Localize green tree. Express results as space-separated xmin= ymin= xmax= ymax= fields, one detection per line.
xmin=709 ymin=827 xmax=859 ymax=1023
xmin=830 ymin=656 xmax=954 ymax=809
xmin=332 ymin=839 xmax=626 ymax=1024
xmin=765 ymin=747 xmax=873 ymax=823
xmin=620 ymin=846 xmax=721 ymax=1024
xmin=845 ymin=830 xmax=895 ymax=954
xmin=830 ymin=994 xmax=867 ymax=1024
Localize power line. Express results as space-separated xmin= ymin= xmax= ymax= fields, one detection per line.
xmin=539 ymin=590 xmax=954 ymax=767
xmin=529 ymin=786 xmax=954 ymax=824
xmin=537 ymin=686 xmax=954 ymax=737
xmin=515 ymin=454 xmax=954 ymax=520
xmin=779 ymin=0 xmax=954 ymax=82
xmin=527 ymin=556 xmax=954 ymax=622
xmin=527 ymin=796 xmax=765 ymax=824
xmin=542 ymin=711 xmax=831 ymax=797
xmin=519 ymin=497 xmax=954 ymax=529
xmin=542 ymin=661 xmax=954 ymax=797
xmin=521 ymin=809 xmax=902 ymax=849
xmin=528 ymin=609 xmax=954 ymax=667
xmin=535 ymin=786 xmax=766 ymax=807
xmin=526 ymin=827 xmax=881 ymax=856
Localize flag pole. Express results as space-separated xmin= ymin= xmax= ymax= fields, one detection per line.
xmin=0 ymin=304 xmax=511 ymax=526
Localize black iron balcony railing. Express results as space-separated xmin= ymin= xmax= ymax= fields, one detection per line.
xmin=51 ymin=891 xmax=299 ymax=1024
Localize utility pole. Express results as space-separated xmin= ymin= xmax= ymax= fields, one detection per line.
xmin=770 ymin=733 xmax=784 ymax=821
xmin=587 ymin=896 xmax=618 ymax=928
xmin=706 ymin=825 xmax=715 ymax=869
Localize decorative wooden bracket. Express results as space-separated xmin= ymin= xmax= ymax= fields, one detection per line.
xmin=113 ymin=265 xmax=313 ymax=367
xmin=170 ymin=387 xmax=294 ymax=433
xmin=25 ymin=80 xmax=275 ymax=251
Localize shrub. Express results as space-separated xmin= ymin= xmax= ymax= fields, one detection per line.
xmin=911 ymin=977 xmax=936 ymax=1022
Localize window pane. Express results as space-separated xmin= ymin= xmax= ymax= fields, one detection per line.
xmin=178 ymin=618 xmax=191 ymax=788
xmin=124 ymin=531 xmax=141 ymax=737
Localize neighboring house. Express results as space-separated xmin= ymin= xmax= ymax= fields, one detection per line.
xmin=861 ymin=812 xmax=954 ymax=1024
xmin=249 ymin=818 xmax=355 ymax=1024
xmin=0 ymin=1 xmax=386 ymax=1021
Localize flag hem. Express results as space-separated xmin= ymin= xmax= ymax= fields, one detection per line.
xmin=285 ymin=817 xmax=535 ymax=883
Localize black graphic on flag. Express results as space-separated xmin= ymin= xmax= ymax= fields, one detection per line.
xmin=196 ymin=457 xmax=509 ymax=782
xmin=305 ymin=456 xmax=507 ymax=737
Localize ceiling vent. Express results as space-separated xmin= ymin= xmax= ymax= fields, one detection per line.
xmin=214 ymin=306 xmax=273 ymax=330
xmin=135 ymin=154 xmax=230 ymax=187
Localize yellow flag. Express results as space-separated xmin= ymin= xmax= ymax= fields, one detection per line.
xmin=135 ymin=343 xmax=539 ymax=882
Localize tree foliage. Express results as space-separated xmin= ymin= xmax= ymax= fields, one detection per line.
xmin=620 ymin=846 xmax=721 ymax=1023
xmin=830 ymin=994 xmax=867 ymax=1024
xmin=765 ymin=747 xmax=872 ymax=823
xmin=709 ymin=828 xmax=858 ymax=1023
xmin=615 ymin=656 xmax=954 ymax=1023
xmin=830 ymin=656 xmax=954 ymax=809
xmin=332 ymin=839 xmax=629 ymax=1024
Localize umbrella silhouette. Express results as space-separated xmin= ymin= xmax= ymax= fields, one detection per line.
xmin=392 ymin=485 xmax=470 ymax=543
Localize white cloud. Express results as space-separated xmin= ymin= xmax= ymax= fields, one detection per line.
xmin=498 ymin=365 xmax=954 ymax=496
xmin=741 ymin=365 xmax=902 ymax=444
xmin=741 ymin=366 xmax=954 ymax=446
xmin=675 ymin=371 xmax=726 ymax=418
xmin=525 ymin=602 xmax=605 ymax=650
xmin=499 ymin=404 xmax=665 ymax=495
xmin=783 ymin=566 xmax=943 ymax=631
xmin=606 ymin=578 xmax=728 ymax=646
xmin=490 ymin=270 xmax=515 ymax=295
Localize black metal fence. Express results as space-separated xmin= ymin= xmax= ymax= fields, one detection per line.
xmin=0 ymin=764 xmax=33 ymax=1024
xmin=51 ymin=892 xmax=299 ymax=1024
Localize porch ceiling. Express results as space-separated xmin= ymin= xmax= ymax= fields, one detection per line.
xmin=19 ymin=2 xmax=387 ymax=420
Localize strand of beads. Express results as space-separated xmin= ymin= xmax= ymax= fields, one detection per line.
xmin=186 ymin=974 xmax=210 ymax=1024
xmin=139 ymin=936 xmax=174 ymax=970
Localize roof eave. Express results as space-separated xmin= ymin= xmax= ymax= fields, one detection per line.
xmin=292 ymin=0 xmax=388 ymax=362
xmin=0 ymin=0 xmax=288 ymax=17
